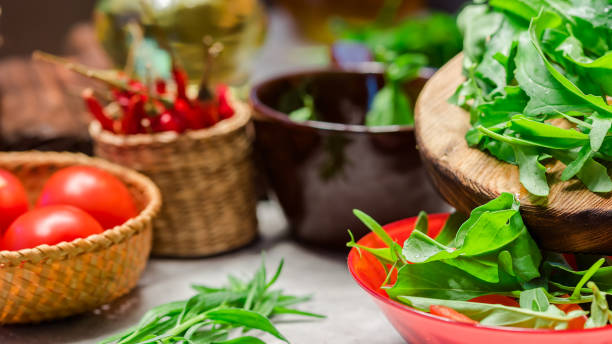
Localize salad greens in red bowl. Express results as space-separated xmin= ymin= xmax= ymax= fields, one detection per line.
xmin=347 ymin=193 xmax=612 ymax=343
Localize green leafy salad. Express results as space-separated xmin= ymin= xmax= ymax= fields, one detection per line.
xmin=348 ymin=193 xmax=612 ymax=329
xmin=451 ymin=0 xmax=612 ymax=196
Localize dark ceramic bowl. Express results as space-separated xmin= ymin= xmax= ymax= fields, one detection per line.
xmin=250 ymin=68 xmax=450 ymax=247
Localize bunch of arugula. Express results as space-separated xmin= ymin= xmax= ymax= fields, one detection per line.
xmin=101 ymin=258 xmax=323 ymax=344
xmin=348 ymin=193 xmax=612 ymax=329
xmin=451 ymin=0 xmax=612 ymax=196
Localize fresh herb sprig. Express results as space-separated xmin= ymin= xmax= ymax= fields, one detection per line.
xmin=451 ymin=0 xmax=612 ymax=196
xmin=348 ymin=193 xmax=612 ymax=329
xmin=101 ymin=258 xmax=323 ymax=344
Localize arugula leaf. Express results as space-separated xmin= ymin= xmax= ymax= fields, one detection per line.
xmin=414 ymin=211 xmax=429 ymax=235
xmin=515 ymin=32 xmax=587 ymax=115
xmin=513 ymin=145 xmax=550 ymax=196
xmin=560 ymin=144 xmax=593 ymax=181
xmin=434 ymin=211 xmax=468 ymax=246
xmin=528 ymin=10 xmax=612 ymax=117
xmin=387 ymin=260 xmax=521 ymax=301
xmin=545 ymin=260 xmax=612 ymax=294
xmin=590 ymin=115 xmax=612 ymax=152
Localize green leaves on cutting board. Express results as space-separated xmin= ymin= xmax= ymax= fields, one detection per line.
xmin=100 ymin=257 xmax=323 ymax=344
xmin=453 ymin=0 xmax=612 ymax=196
xmin=349 ymin=193 xmax=612 ymax=330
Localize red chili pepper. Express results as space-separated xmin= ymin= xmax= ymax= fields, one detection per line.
xmin=194 ymin=99 xmax=220 ymax=128
xmin=172 ymin=65 xmax=188 ymax=101
xmin=122 ymin=94 xmax=145 ymax=134
xmin=128 ymin=79 xmax=146 ymax=93
xmin=155 ymin=78 xmax=167 ymax=95
xmin=151 ymin=111 xmax=185 ymax=133
xmin=112 ymin=89 xmax=132 ymax=113
xmin=429 ymin=305 xmax=478 ymax=324
xmin=469 ymin=295 xmax=520 ymax=307
xmin=216 ymin=84 xmax=234 ymax=120
xmin=172 ymin=98 xmax=203 ymax=130
xmin=81 ymin=89 xmax=115 ymax=132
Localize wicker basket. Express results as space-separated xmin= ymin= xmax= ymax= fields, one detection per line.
xmin=0 ymin=151 xmax=161 ymax=324
xmin=89 ymin=100 xmax=258 ymax=257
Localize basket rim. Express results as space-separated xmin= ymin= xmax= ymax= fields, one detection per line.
xmin=0 ymin=151 xmax=162 ymax=266
xmin=89 ymin=97 xmax=251 ymax=146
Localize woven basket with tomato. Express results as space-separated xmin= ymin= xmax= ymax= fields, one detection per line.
xmin=0 ymin=151 xmax=160 ymax=323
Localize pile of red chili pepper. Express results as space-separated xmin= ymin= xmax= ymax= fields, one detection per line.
xmin=34 ymin=51 xmax=235 ymax=135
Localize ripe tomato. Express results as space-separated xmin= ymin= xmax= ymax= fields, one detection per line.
xmin=1 ymin=205 xmax=104 ymax=250
xmin=429 ymin=305 xmax=478 ymax=324
xmin=36 ymin=166 xmax=138 ymax=229
xmin=0 ymin=169 xmax=29 ymax=233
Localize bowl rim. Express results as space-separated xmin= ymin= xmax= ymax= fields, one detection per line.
xmin=249 ymin=66 xmax=429 ymax=134
xmin=347 ymin=213 xmax=612 ymax=335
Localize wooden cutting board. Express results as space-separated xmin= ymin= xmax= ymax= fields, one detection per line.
xmin=414 ymin=53 xmax=612 ymax=254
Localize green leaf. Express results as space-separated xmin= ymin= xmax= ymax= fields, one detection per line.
xmin=353 ymin=209 xmax=405 ymax=264
xmin=272 ymin=307 xmax=326 ymax=319
xmin=385 ymin=53 xmax=427 ymax=82
xmin=553 ymin=150 xmax=612 ymax=192
xmin=571 ymin=258 xmax=605 ymax=299
xmin=414 ymin=211 xmax=429 ymax=235
xmin=213 ymin=336 xmax=266 ymax=344
xmin=514 ymin=32 xmax=588 ymax=115
xmin=400 ymin=296 xmax=587 ymax=329
xmin=288 ymin=94 xmax=316 ymax=122
xmin=207 ymin=309 xmax=288 ymax=342
xmin=346 ymin=230 xmax=395 ymax=265
xmin=529 ymin=11 xmax=612 ymax=117
xmin=387 ymin=260 xmax=520 ymax=301
xmin=545 ymin=260 xmax=612 ymax=294
xmin=434 ymin=211 xmax=468 ymax=246
xmin=519 ymin=288 xmax=550 ymax=311
xmin=513 ymin=145 xmax=550 ymax=196
xmin=560 ymin=144 xmax=593 ymax=181
xmin=510 ymin=115 xmax=589 ymax=149
xmin=590 ymin=115 xmax=612 ymax=152
xmin=402 ymin=230 xmax=452 ymax=264
xmin=365 ymin=83 xmax=413 ymax=126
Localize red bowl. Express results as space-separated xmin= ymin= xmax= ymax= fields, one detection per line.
xmin=347 ymin=213 xmax=612 ymax=344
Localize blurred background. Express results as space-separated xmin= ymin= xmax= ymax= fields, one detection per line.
xmin=0 ymin=0 xmax=467 ymax=152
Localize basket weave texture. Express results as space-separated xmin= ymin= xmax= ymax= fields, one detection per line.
xmin=0 ymin=151 xmax=161 ymax=324
xmin=89 ymin=100 xmax=258 ymax=257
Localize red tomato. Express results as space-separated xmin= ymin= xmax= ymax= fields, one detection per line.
xmin=470 ymin=294 xmax=520 ymax=307
xmin=557 ymin=302 xmax=587 ymax=330
xmin=1 ymin=205 xmax=104 ymax=250
xmin=0 ymin=169 xmax=29 ymax=233
xmin=36 ymin=166 xmax=138 ymax=229
xmin=429 ymin=305 xmax=479 ymax=324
